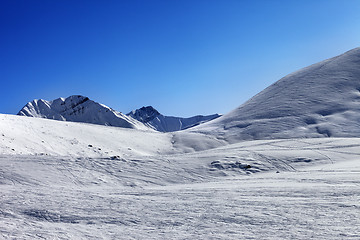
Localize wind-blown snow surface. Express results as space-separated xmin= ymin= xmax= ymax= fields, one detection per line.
xmin=192 ymin=48 xmax=360 ymax=142
xmin=1 ymin=114 xmax=360 ymax=239
xmin=18 ymin=95 xmax=148 ymax=130
xmin=1 ymin=137 xmax=360 ymax=239
xmin=127 ymin=106 xmax=221 ymax=132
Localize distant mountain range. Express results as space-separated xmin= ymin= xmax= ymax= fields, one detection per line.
xmin=127 ymin=106 xmax=220 ymax=132
xmin=18 ymin=95 xmax=220 ymax=132
xmin=17 ymin=47 xmax=360 ymax=140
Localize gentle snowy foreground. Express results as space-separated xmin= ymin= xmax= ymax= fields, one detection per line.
xmin=1 ymin=138 xmax=360 ymax=239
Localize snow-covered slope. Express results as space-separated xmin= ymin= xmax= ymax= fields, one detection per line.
xmin=18 ymin=95 xmax=148 ymax=130
xmin=193 ymin=47 xmax=360 ymax=142
xmin=2 ymin=136 xmax=360 ymax=239
xmin=127 ymin=106 xmax=220 ymax=132
xmin=0 ymin=113 xmax=225 ymax=157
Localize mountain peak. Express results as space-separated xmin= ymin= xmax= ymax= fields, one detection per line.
xmin=57 ymin=95 xmax=90 ymax=109
xmin=128 ymin=106 xmax=161 ymax=123
xmin=139 ymin=106 xmax=159 ymax=113
xmin=127 ymin=106 xmax=220 ymax=132
xmin=63 ymin=95 xmax=89 ymax=102
xmin=18 ymin=96 xmax=220 ymax=132
xmin=18 ymin=95 xmax=148 ymax=130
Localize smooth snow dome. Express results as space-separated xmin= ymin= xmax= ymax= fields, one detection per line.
xmin=193 ymin=47 xmax=360 ymax=142
xmin=18 ymin=95 xmax=149 ymax=130
xmin=128 ymin=106 xmax=221 ymax=132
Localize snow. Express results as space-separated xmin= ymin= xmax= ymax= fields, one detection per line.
xmin=1 ymin=112 xmax=360 ymax=239
xmin=0 ymin=114 xmax=177 ymax=157
xmin=1 ymin=137 xmax=360 ymax=239
xmin=191 ymin=47 xmax=360 ymax=142
xmin=2 ymin=48 xmax=360 ymax=239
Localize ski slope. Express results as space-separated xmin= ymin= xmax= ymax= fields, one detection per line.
xmin=1 ymin=113 xmax=360 ymax=239
xmin=1 ymin=138 xmax=360 ymax=239
xmin=2 ymin=48 xmax=360 ymax=239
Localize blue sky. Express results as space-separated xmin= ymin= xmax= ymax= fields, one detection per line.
xmin=1 ymin=0 xmax=360 ymax=117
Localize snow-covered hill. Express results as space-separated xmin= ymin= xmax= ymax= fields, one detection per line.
xmin=193 ymin=47 xmax=360 ymax=142
xmin=127 ymin=106 xmax=220 ymax=132
xmin=18 ymin=95 xmax=149 ymax=130
xmin=0 ymin=113 xmax=225 ymax=157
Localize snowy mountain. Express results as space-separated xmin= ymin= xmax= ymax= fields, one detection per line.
xmin=127 ymin=106 xmax=221 ymax=132
xmin=193 ymin=47 xmax=360 ymax=142
xmin=17 ymin=95 xmax=149 ymax=130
